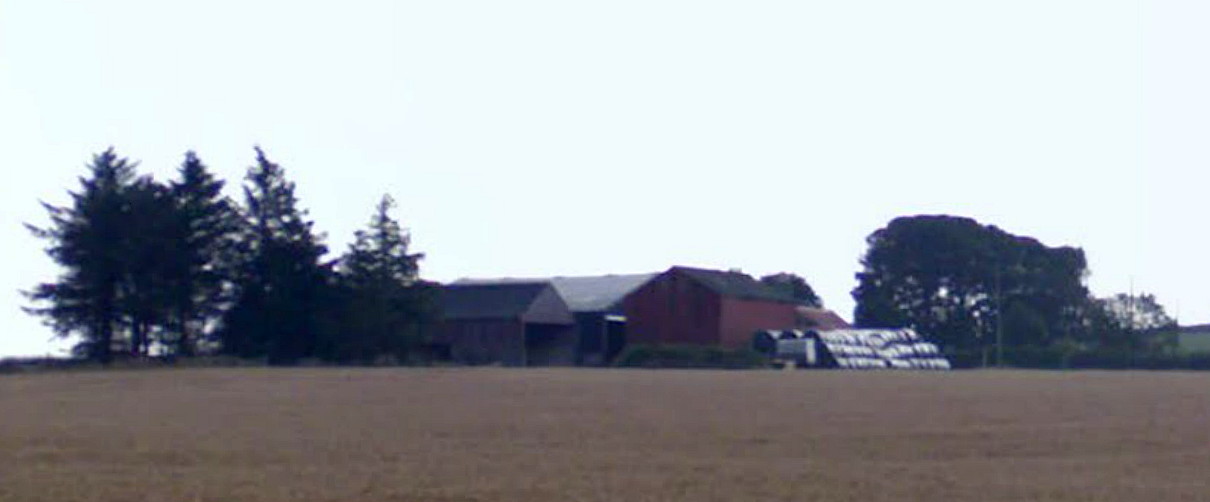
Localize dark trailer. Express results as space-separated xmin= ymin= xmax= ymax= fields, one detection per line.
xmin=435 ymin=282 xmax=576 ymax=366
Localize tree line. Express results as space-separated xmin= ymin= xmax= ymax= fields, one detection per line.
xmin=26 ymin=148 xmax=435 ymax=364
xmin=25 ymin=152 xmax=1178 ymax=368
xmin=852 ymin=215 xmax=1177 ymax=365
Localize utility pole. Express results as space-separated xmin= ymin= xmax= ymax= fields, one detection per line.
xmin=995 ymin=265 xmax=1004 ymax=368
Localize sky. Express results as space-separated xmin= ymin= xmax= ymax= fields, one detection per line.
xmin=0 ymin=0 xmax=1204 ymax=357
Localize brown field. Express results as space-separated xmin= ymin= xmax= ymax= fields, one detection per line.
xmin=3 ymin=368 xmax=1210 ymax=502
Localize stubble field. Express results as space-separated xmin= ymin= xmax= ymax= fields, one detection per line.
xmin=3 ymin=367 xmax=1210 ymax=501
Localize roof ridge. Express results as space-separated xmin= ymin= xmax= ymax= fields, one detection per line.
xmin=670 ymin=266 xmax=798 ymax=304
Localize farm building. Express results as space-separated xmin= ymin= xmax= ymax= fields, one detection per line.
xmin=752 ymin=328 xmax=951 ymax=370
xmin=435 ymin=282 xmax=576 ymax=366
xmin=622 ymin=266 xmax=801 ymax=349
xmin=447 ymin=267 xmax=851 ymax=363
xmin=453 ymin=274 xmax=657 ymax=365
xmin=546 ymin=274 xmax=657 ymax=365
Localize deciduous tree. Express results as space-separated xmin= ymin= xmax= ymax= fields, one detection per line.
xmin=759 ymin=272 xmax=822 ymax=307
xmin=852 ymin=215 xmax=1090 ymax=352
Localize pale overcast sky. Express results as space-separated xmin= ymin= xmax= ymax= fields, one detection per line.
xmin=1 ymin=1 xmax=1204 ymax=357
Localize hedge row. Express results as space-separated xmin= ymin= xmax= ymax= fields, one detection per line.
xmin=613 ymin=344 xmax=770 ymax=369
xmin=947 ymin=347 xmax=1210 ymax=370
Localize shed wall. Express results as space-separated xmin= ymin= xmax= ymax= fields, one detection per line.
xmin=436 ymin=320 xmax=525 ymax=366
xmin=719 ymin=298 xmax=799 ymax=349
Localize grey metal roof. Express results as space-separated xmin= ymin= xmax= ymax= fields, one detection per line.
xmin=454 ymin=273 xmax=657 ymax=313
xmin=440 ymin=282 xmax=553 ymax=321
xmin=548 ymin=274 xmax=656 ymax=312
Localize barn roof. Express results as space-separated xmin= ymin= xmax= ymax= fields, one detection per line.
xmin=797 ymin=307 xmax=852 ymax=330
xmin=672 ymin=266 xmax=798 ymax=304
xmin=454 ymin=273 xmax=657 ymax=313
xmin=548 ymin=274 xmax=656 ymax=312
xmin=440 ymin=282 xmax=562 ymax=321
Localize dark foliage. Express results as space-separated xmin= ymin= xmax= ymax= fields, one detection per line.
xmin=1090 ymin=293 xmax=1178 ymax=350
xmin=25 ymin=149 xmax=245 ymax=362
xmin=852 ymin=215 xmax=1090 ymax=352
xmin=759 ymin=272 xmax=822 ymax=307
xmin=945 ymin=344 xmax=1210 ymax=370
xmin=114 ymin=177 xmax=179 ymax=357
xmin=218 ymin=148 xmax=333 ymax=364
xmin=26 ymin=149 xmax=148 ymax=362
xmin=29 ymin=148 xmax=442 ymax=365
xmin=163 ymin=152 xmax=242 ymax=356
xmin=326 ymin=195 xmax=437 ymax=363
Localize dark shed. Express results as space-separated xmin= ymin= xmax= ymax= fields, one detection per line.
xmin=623 ymin=266 xmax=800 ymax=349
xmin=454 ymin=274 xmax=656 ymax=365
xmin=547 ymin=274 xmax=655 ymax=365
xmin=436 ymin=282 xmax=576 ymax=366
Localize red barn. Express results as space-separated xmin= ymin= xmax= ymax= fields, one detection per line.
xmin=622 ymin=266 xmax=800 ymax=349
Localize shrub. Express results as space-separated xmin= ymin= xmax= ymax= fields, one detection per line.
xmin=943 ymin=345 xmax=1210 ymax=370
xmin=613 ymin=344 xmax=770 ymax=369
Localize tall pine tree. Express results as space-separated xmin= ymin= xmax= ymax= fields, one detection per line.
xmin=162 ymin=152 xmax=241 ymax=356
xmin=219 ymin=148 xmax=331 ymax=363
xmin=116 ymin=177 xmax=178 ymax=357
xmin=332 ymin=195 xmax=435 ymax=363
xmin=26 ymin=149 xmax=141 ymax=362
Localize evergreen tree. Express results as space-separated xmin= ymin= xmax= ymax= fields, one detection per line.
xmin=219 ymin=147 xmax=331 ymax=363
xmin=331 ymin=195 xmax=435 ymax=362
xmin=25 ymin=149 xmax=141 ymax=362
xmin=116 ymin=177 xmax=178 ymax=356
xmin=164 ymin=152 xmax=241 ymax=356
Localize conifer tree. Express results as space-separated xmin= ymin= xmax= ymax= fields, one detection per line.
xmin=163 ymin=152 xmax=241 ymax=356
xmin=117 ymin=177 xmax=178 ymax=356
xmin=332 ymin=195 xmax=434 ymax=362
xmin=219 ymin=147 xmax=331 ymax=363
xmin=26 ymin=149 xmax=141 ymax=362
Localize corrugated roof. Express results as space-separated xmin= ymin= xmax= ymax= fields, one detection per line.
xmin=454 ymin=273 xmax=657 ymax=313
xmin=548 ymin=274 xmax=656 ymax=312
xmin=672 ymin=266 xmax=798 ymax=304
xmin=440 ymin=282 xmax=552 ymax=321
